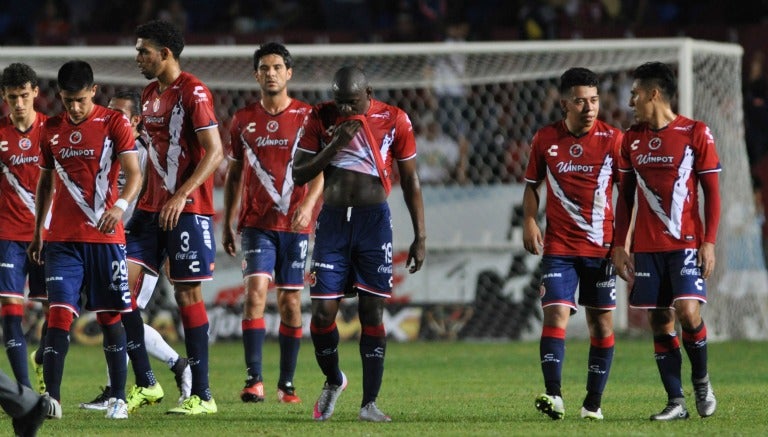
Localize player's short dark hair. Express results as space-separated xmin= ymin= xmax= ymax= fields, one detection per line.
xmin=112 ymin=89 xmax=141 ymax=117
xmin=559 ymin=67 xmax=599 ymax=94
xmin=633 ymin=62 xmax=677 ymax=101
xmin=253 ymin=42 xmax=293 ymax=71
xmin=1 ymin=63 xmax=39 ymax=90
xmin=136 ymin=20 xmax=185 ymax=59
xmin=57 ymin=60 xmax=94 ymax=92
xmin=333 ymin=66 xmax=369 ymax=93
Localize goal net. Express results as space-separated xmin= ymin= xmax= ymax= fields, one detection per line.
xmin=3 ymin=38 xmax=766 ymax=341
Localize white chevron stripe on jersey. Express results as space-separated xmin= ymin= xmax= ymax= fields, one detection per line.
xmin=0 ymin=163 xmax=36 ymax=214
xmin=54 ymin=138 xmax=115 ymax=227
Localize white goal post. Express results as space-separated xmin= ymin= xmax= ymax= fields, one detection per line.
xmin=2 ymin=38 xmax=766 ymax=340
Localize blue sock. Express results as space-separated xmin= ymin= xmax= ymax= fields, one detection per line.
xmin=682 ymin=322 xmax=708 ymax=380
xmin=122 ymin=309 xmax=156 ymax=387
xmin=310 ymin=322 xmax=342 ymax=385
xmin=278 ymin=323 xmax=301 ymax=386
xmin=360 ymin=325 xmax=386 ymax=407
xmin=653 ymin=333 xmax=684 ymax=400
xmin=43 ymin=327 xmax=70 ymax=401
xmin=242 ymin=318 xmax=266 ymax=382
xmin=181 ymin=302 xmax=211 ymax=401
xmin=584 ymin=335 xmax=615 ymax=409
xmin=540 ymin=326 xmax=566 ymax=396
xmin=101 ymin=321 xmax=128 ymax=400
xmin=2 ymin=310 xmax=30 ymax=388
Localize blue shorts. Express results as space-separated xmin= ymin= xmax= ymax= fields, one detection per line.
xmin=539 ymin=255 xmax=617 ymax=312
xmin=630 ymin=250 xmax=707 ymax=309
xmin=44 ymin=242 xmax=131 ymax=316
xmin=240 ymin=227 xmax=308 ymax=290
xmin=309 ymin=203 xmax=392 ymax=299
xmin=0 ymin=240 xmax=46 ymax=301
xmin=126 ymin=210 xmax=215 ymax=282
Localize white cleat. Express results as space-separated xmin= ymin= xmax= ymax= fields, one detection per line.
xmin=693 ymin=375 xmax=716 ymax=417
xmin=580 ymin=406 xmax=604 ymax=420
xmin=535 ymin=394 xmax=564 ymax=420
xmin=359 ymin=401 xmax=392 ymax=422
xmin=312 ymin=372 xmax=347 ymax=421
xmin=105 ymin=397 xmax=128 ymax=419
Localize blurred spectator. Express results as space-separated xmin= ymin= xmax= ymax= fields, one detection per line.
xmin=0 ymin=1 xmax=38 ymax=44
xmin=158 ymin=0 xmax=189 ymax=33
xmin=35 ymin=0 xmax=71 ymax=45
xmin=415 ymin=113 xmax=469 ymax=185
xmin=517 ymin=0 xmax=557 ymax=40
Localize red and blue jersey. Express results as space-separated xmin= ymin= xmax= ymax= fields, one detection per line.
xmin=40 ymin=105 xmax=136 ymax=244
xmin=0 ymin=113 xmax=47 ymax=241
xmin=228 ymin=99 xmax=312 ymax=233
xmin=618 ymin=115 xmax=721 ymax=252
xmin=298 ymin=99 xmax=416 ymax=194
xmin=525 ymin=119 xmax=623 ymax=257
xmin=139 ymin=71 xmax=219 ymax=215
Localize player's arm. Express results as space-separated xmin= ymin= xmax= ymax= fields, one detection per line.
xmin=397 ymin=157 xmax=426 ymax=274
xmin=293 ymin=119 xmax=361 ymax=186
xmin=698 ymin=171 xmax=721 ymax=279
xmin=611 ymin=170 xmax=637 ymax=282
xmin=222 ymin=158 xmax=243 ymax=256
xmin=160 ymin=127 xmax=224 ymax=230
xmin=28 ymin=167 xmax=54 ymax=265
xmin=100 ymin=151 xmax=141 ymax=234
xmin=291 ymin=172 xmax=323 ymax=232
xmin=522 ymin=181 xmax=543 ymax=255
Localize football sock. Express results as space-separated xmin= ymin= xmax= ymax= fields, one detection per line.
xmin=584 ymin=334 xmax=615 ymax=410
xmin=310 ymin=321 xmax=342 ymax=385
xmin=242 ymin=318 xmax=266 ymax=382
xmin=2 ymin=304 xmax=30 ymax=388
xmin=540 ymin=326 xmax=566 ymax=397
xmin=682 ymin=321 xmax=708 ymax=380
xmin=360 ymin=324 xmax=386 ymax=407
xmin=278 ymin=322 xmax=302 ymax=386
xmin=143 ymin=322 xmax=179 ymax=368
xmin=181 ymin=301 xmax=211 ymax=400
xmin=35 ymin=319 xmax=47 ymax=364
xmin=101 ymin=318 xmax=128 ymax=401
xmin=653 ymin=332 xmax=684 ymax=399
xmin=44 ymin=307 xmax=73 ymax=401
xmin=122 ymin=309 xmax=157 ymax=387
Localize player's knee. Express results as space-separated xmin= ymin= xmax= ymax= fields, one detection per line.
xmin=48 ymin=307 xmax=75 ymax=331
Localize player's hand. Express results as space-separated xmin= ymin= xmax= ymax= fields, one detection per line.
xmin=331 ymin=119 xmax=362 ymax=151
xmin=406 ymin=237 xmax=426 ymax=274
xmin=611 ymin=246 xmax=635 ymax=283
xmin=97 ymin=207 xmax=123 ymax=234
xmin=698 ymin=242 xmax=716 ymax=279
xmin=290 ymin=204 xmax=311 ymax=232
xmin=522 ymin=219 xmax=543 ymax=255
xmin=26 ymin=236 xmax=44 ymax=265
xmin=222 ymin=225 xmax=237 ymax=257
xmin=160 ymin=194 xmax=187 ymax=231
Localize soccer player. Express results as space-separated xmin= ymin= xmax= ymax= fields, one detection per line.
xmin=612 ymin=61 xmax=720 ymax=420
xmin=79 ymin=90 xmax=192 ymax=411
xmin=222 ymin=42 xmax=322 ymax=404
xmin=523 ymin=67 xmax=622 ymax=421
xmin=131 ymin=19 xmax=224 ymax=415
xmin=28 ymin=59 xmax=143 ymax=419
xmin=0 ymin=63 xmax=48 ymax=391
xmin=0 ymin=367 xmax=60 ymax=437
xmin=293 ymin=66 xmax=426 ymax=422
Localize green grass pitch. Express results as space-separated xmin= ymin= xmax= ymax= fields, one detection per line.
xmin=12 ymin=338 xmax=768 ymax=436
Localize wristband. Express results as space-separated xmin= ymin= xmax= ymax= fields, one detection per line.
xmin=114 ymin=198 xmax=129 ymax=212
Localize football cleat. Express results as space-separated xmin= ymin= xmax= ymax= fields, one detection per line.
xmin=105 ymin=398 xmax=128 ymax=419
xmin=126 ymin=383 xmax=164 ymax=412
xmin=313 ymin=371 xmax=348 ymax=421
xmin=29 ymin=350 xmax=45 ymax=394
xmin=359 ymin=401 xmax=392 ymax=422
xmin=277 ymin=382 xmax=301 ymax=404
xmin=580 ymin=406 xmax=604 ymax=420
xmin=79 ymin=386 xmax=111 ymax=410
xmin=649 ymin=400 xmax=690 ymax=421
xmin=693 ymin=375 xmax=717 ymax=417
xmin=241 ymin=380 xmax=265 ymax=403
xmin=12 ymin=392 xmax=54 ymax=436
xmin=535 ymin=394 xmax=564 ymax=420
xmin=172 ymin=357 xmax=192 ymax=404
xmin=45 ymin=394 xmax=62 ymax=419
xmin=166 ymin=395 xmax=217 ymax=415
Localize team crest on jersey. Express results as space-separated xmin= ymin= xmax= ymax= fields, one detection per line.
xmin=69 ymin=131 xmax=82 ymax=144
xmin=266 ymin=120 xmax=279 ymax=133
xmin=569 ymin=144 xmax=583 ymax=157
xmin=18 ymin=137 xmax=32 ymax=150
xmin=648 ymin=137 xmax=662 ymax=150
xmin=153 ymin=98 xmax=160 ymax=112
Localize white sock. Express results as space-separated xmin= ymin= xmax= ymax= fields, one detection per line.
xmin=143 ymin=323 xmax=180 ymax=368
